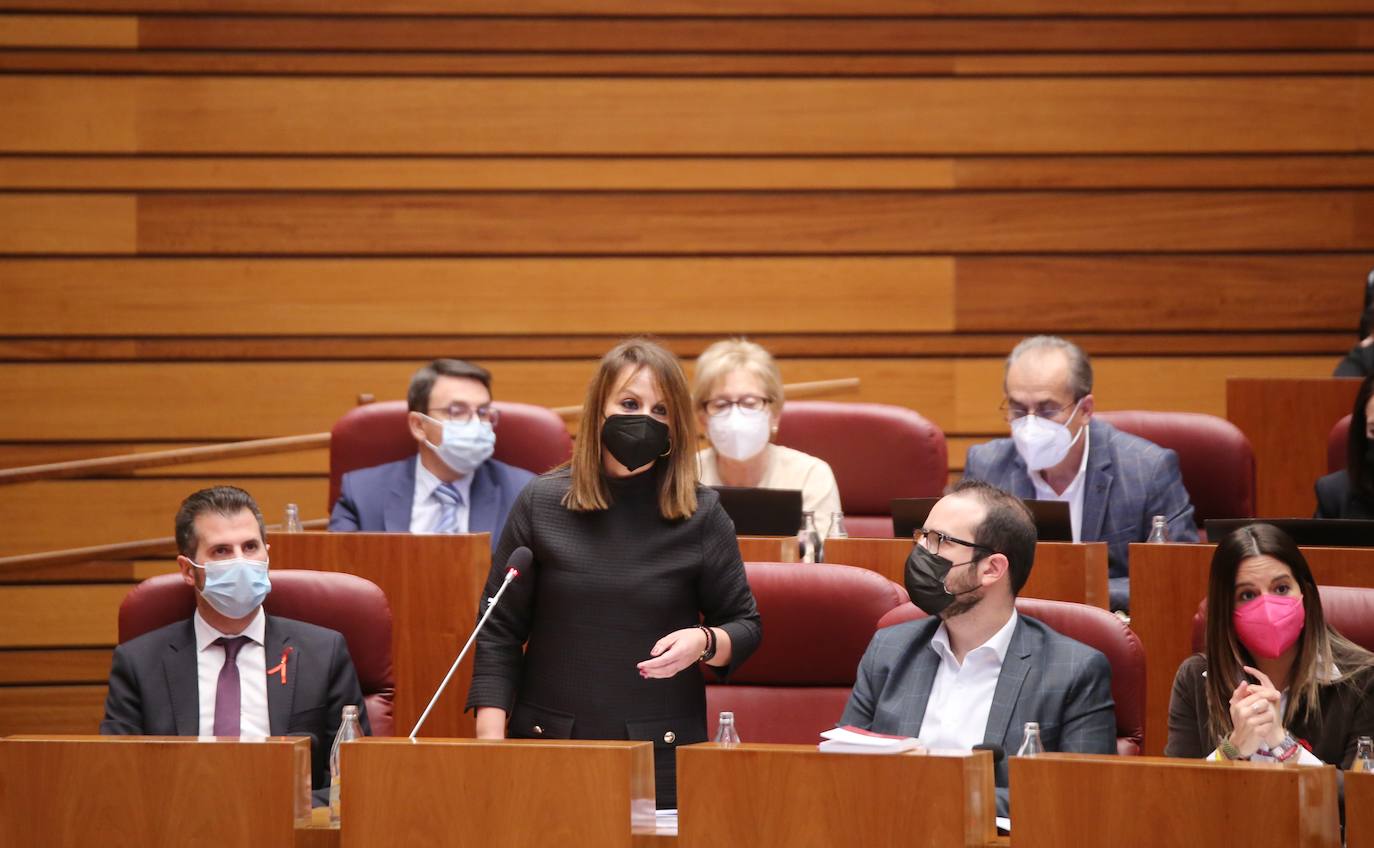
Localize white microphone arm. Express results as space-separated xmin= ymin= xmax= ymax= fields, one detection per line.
xmin=409 ymin=564 xmax=521 ymax=739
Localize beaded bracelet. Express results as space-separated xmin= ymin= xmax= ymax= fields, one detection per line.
xmin=698 ymin=625 xmax=717 ymax=663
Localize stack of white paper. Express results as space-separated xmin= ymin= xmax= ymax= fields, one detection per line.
xmin=818 ymin=725 xmax=922 ymax=754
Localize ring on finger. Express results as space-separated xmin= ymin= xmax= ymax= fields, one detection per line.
xmin=1252 ymin=701 xmax=1265 ymax=714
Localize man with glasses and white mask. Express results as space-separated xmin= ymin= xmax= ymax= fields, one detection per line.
xmin=692 ymin=339 xmax=842 ymax=522
xmin=841 ymin=481 xmax=1116 ymax=817
xmin=963 ymin=335 xmax=1196 ymax=611
xmin=329 ymin=359 xmax=535 ymax=547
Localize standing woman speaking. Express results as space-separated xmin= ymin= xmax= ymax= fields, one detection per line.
xmin=466 ymin=338 xmax=762 ymax=809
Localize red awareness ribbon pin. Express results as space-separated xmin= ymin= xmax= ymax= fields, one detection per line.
xmin=266 ymin=646 xmax=294 ymax=685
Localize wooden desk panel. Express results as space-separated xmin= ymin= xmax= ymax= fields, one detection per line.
xmin=341 ymin=738 xmax=655 ymax=848
xmin=677 ymin=744 xmax=995 ymax=848
xmin=822 ymin=537 xmax=1108 ymax=608
xmin=268 ymin=531 xmax=490 ymax=738
xmin=1011 ymin=753 xmax=1338 ymax=848
xmin=1226 ymin=377 xmax=1360 ymax=518
xmin=0 ymin=735 xmax=309 ymax=846
xmin=1130 ymin=542 xmax=1374 ymax=756
xmin=1349 ymin=771 xmax=1374 ymax=848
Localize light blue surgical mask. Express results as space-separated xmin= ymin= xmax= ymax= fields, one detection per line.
xmin=193 ymin=558 xmax=271 ymax=620
xmin=421 ymin=414 xmax=496 ymax=476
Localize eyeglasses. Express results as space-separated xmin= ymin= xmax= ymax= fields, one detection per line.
xmin=704 ymin=395 xmax=772 ymax=418
xmin=427 ymin=403 xmax=499 ymax=425
xmin=999 ymin=398 xmax=1081 ymax=423
xmin=915 ymin=528 xmax=994 ymax=559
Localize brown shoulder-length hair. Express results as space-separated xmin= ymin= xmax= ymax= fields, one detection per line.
xmin=562 ymin=338 xmax=699 ymax=520
xmin=1345 ymin=374 xmax=1374 ymax=497
xmin=1203 ymin=523 xmax=1374 ymax=744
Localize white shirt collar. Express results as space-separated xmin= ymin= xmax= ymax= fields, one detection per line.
xmin=415 ymin=454 xmax=476 ymax=505
xmin=930 ymin=610 xmax=1019 ymax=670
xmin=193 ymin=606 xmax=266 ymax=653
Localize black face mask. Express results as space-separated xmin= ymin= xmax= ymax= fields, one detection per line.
xmin=601 ymin=414 xmax=670 ymax=473
xmin=904 ymin=545 xmax=984 ymax=617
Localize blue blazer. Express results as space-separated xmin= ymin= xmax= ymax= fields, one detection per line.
xmin=327 ymin=456 xmax=535 ymax=548
xmin=963 ymin=419 xmax=1197 ymax=607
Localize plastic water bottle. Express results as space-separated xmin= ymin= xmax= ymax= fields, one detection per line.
xmin=1016 ymin=721 xmax=1044 ymax=756
xmin=826 ymin=511 xmax=849 ymax=540
xmin=284 ymin=503 xmax=303 ymax=533
xmin=1147 ymin=515 xmax=1169 ymax=543
xmin=328 ymin=705 xmax=364 ymax=823
xmin=797 ymin=511 xmax=823 ymax=563
xmin=714 ymin=711 xmax=741 ymax=747
xmin=1356 ymin=736 xmax=1374 ymax=773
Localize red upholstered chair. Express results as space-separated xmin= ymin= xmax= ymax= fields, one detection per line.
xmin=774 ymin=401 xmax=948 ymax=537
xmin=117 ymin=570 xmax=396 ymax=736
xmin=1096 ymin=410 xmax=1255 ymax=528
xmin=327 ymin=399 xmax=572 ymax=512
xmin=1190 ymin=585 xmax=1374 ymax=655
xmin=705 ymin=562 xmax=908 ymax=743
xmin=877 ymin=598 xmax=1147 ymax=755
xmin=1328 ymin=413 xmax=1352 ymax=474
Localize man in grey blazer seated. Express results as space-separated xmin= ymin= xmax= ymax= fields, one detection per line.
xmin=963 ymin=335 xmax=1196 ymax=611
xmin=329 ymin=358 xmax=535 ymax=547
xmin=841 ymin=481 xmax=1116 ymax=817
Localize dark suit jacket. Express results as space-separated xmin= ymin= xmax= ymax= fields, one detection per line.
xmin=840 ymin=613 xmax=1117 ymax=815
xmin=1314 ymin=470 xmax=1374 ymax=520
xmin=963 ymin=418 xmax=1198 ymax=609
xmin=1165 ymin=653 xmax=1374 ymax=768
xmin=100 ymin=614 xmax=371 ymax=798
xmin=327 ymin=455 xmax=534 ymax=548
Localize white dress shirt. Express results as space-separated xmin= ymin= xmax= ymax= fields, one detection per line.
xmin=410 ymin=455 xmax=476 ymax=534
xmin=917 ymin=611 xmax=1019 ymax=752
xmin=1030 ymin=425 xmax=1091 ymax=542
xmin=193 ymin=607 xmax=270 ymax=738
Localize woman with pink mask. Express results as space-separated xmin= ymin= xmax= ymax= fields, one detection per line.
xmin=1165 ymin=523 xmax=1374 ymax=765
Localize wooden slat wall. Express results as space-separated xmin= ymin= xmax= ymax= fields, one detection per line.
xmin=0 ymin=1 xmax=1367 ymax=734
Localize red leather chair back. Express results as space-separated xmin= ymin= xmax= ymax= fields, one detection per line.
xmin=327 ymin=399 xmax=572 ymax=510
xmin=1329 ymin=413 xmax=1353 ymax=474
xmin=1190 ymin=585 xmax=1374 ymax=655
xmin=774 ymin=401 xmax=947 ymax=538
xmin=1096 ymin=410 xmax=1255 ymax=526
xmin=117 ymin=570 xmax=396 ymax=736
xmin=877 ymin=598 xmax=1146 ymax=755
xmin=705 ymin=562 xmax=908 ymax=744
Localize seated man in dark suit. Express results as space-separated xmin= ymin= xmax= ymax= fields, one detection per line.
xmin=963 ymin=335 xmax=1197 ymax=611
xmin=102 ymin=485 xmax=370 ymax=804
xmin=328 ymin=358 xmax=535 ymax=547
xmin=841 ymin=480 xmax=1116 ymax=817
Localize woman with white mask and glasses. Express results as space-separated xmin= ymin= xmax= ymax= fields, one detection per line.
xmin=692 ymin=339 xmax=842 ymax=523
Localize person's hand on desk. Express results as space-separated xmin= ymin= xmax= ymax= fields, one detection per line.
xmin=475 ymin=707 xmax=507 ymax=739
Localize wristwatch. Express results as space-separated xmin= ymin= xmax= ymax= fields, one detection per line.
xmin=1270 ymin=734 xmax=1301 ymax=763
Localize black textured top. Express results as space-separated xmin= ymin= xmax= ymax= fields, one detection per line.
xmin=465 ymin=464 xmax=761 ymax=806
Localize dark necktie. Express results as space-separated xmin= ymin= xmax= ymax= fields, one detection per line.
xmin=212 ymin=636 xmax=250 ymax=736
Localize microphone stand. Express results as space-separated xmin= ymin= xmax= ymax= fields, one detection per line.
xmin=408 ymin=567 xmax=519 ymax=739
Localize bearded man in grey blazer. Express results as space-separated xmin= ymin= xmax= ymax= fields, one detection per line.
xmin=841 ymin=481 xmax=1116 ymax=817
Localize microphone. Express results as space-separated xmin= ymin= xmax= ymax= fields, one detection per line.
xmin=973 ymin=743 xmax=1005 ymax=764
xmin=408 ymin=546 xmax=532 ymax=739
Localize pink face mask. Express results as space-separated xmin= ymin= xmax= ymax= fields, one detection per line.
xmin=1233 ymin=594 xmax=1305 ymax=659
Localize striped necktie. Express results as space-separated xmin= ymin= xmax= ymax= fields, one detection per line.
xmin=433 ymin=481 xmax=465 ymax=534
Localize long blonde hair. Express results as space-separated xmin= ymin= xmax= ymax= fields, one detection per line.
xmin=563 ymin=338 xmax=699 ymax=520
